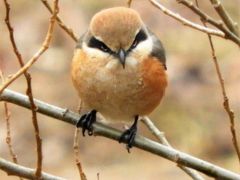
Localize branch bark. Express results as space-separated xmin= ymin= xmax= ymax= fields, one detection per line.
xmin=40 ymin=0 xmax=78 ymax=42
xmin=149 ymin=0 xmax=240 ymax=47
xmin=0 ymin=0 xmax=59 ymax=94
xmin=209 ymin=0 xmax=239 ymax=36
xmin=1 ymin=89 xmax=240 ymax=180
xmin=73 ymin=128 xmax=87 ymax=180
xmin=0 ymin=71 xmax=22 ymax=180
xmin=149 ymin=0 xmax=224 ymax=37
xmin=192 ymin=0 xmax=240 ymax=164
xmin=0 ymin=158 xmax=65 ymax=180
xmin=141 ymin=117 xmax=204 ymax=180
xmin=176 ymin=0 xmax=240 ymax=46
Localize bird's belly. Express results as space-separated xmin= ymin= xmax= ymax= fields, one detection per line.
xmin=78 ymin=67 xmax=142 ymax=121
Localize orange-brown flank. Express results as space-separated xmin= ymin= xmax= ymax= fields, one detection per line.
xmin=138 ymin=56 xmax=167 ymax=115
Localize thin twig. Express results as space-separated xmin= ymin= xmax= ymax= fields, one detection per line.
xmin=0 ymin=158 xmax=65 ymax=180
xmin=73 ymin=128 xmax=87 ymax=180
xmin=194 ymin=0 xmax=240 ymax=164
xmin=209 ymin=0 xmax=239 ymax=36
xmin=1 ymin=89 xmax=240 ymax=180
xmin=3 ymin=0 xmax=48 ymax=177
xmin=127 ymin=0 xmax=133 ymax=7
xmin=149 ymin=0 xmax=225 ymax=38
xmin=40 ymin=0 xmax=78 ymax=42
xmin=0 ymin=0 xmax=59 ymax=95
xmin=3 ymin=102 xmax=20 ymax=166
xmin=0 ymin=71 xmax=22 ymax=180
xmin=141 ymin=117 xmax=205 ymax=180
xmin=177 ymin=0 xmax=240 ymax=47
xmin=73 ymin=99 xmax=87 ymax=179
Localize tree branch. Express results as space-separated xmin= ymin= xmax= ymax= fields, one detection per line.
xmin=3 ymin=0 xmax=51 ymax=176
xmin=40 ymin=0 xmax=78 ymax=42
xmin=1 ymin=89 xmax=240 ymax=180
xmin=176 ymin=0 xmax=240 ymax=47
xmin=0 ymin=71 xmax=22 ymax=180
xmin=0 ymin=0 xmax=59 ymax=95
xmin=0 ymin=158 xmax=65 ymax=180
xmin=149 ymin=0 xmax=240 ymax=47
xmin=141 ymin=117 xmax=205 ymax=180
xmin=209 ymin=0 xmax=239 ymax=37
xmin=149 ymin=0 xmax=225 ymax=37
xmin=192 ymin=0 xmax=240 ymax=164
xmin=73 ymin=128 xmax=87 ymax=180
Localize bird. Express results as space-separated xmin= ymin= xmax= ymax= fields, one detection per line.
xmin=71 ymin=7 xmax=167 ymax=151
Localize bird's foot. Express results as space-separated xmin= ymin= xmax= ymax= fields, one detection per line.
xmin=76 ymin=109 xmax=97 ymax=136
xmin=119 ymin=116 xmax=138 ymax=153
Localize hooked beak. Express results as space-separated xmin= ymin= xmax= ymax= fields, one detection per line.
xmin=117 ymin=49 xmax=126 ymax=68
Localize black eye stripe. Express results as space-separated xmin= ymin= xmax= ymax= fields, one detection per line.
xmin=130 ymin=29 xmax=147 ymax=49
xmin=88 ymin=37 xmax=113 ymax=53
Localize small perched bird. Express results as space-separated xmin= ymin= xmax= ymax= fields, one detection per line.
xmin=71 ymin=7 xmax=167 ymax=151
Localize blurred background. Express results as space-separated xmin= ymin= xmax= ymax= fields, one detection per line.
xmin=0 ymin=0 xmax=240 ymax=179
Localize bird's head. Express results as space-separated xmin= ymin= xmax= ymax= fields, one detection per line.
xmin=79 ymin=7 xmax=165 ymax=69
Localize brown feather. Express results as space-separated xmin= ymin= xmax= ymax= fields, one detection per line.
xmin=90 ymin=7 xmax=143 ymax=51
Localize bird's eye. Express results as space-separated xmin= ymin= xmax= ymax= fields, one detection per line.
xmin=130 ymin=29 xmax=147 ymax=50
xmin=131 ymin=39 xmax=138 ymax=49
xmin=100 ymin=44 xmax=109 ymax=52
xmin=88 ymin=37 xmax=112 ymax=53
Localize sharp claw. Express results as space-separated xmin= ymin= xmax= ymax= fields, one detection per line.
xmin=119 ymin=115 xmax=139 ymax=152
xmin=77 ymin=114 xmax=87 ymax=127
xmin=82 ymin=128 xmax=86 ymax=136
xmin=76 ymin=110 xmax=97 ymax=136
xmin=88 ymin=130 xmax=93 ymax=136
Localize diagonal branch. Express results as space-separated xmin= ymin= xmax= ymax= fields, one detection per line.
xmin=141 ymin=117 xmax=205 ymax=180
xmin=3 ymin=0 xmax=54 ymax=177
xmin=0 ymin=158 xmax=65 ymax=180
xmin=0 ymin=71 xmax=22 ymax=180
xmin=149 ymin=0 xmax=240 ymax=47
xmin=73 ymin=128 xmax=87 ymax=180
xmin=1 ymin=89 xmax=240 ymax=180
xmin=73 ymin=100 xmax=87 ymax=180
xmin=193 ymin=0 xmax=240 ymax=163
xmin=209 ymin=0 xmax=239 ymax=37
xmin=176 ymin=0 xmax=240 ymax=47
xmin=0 ymin=0 xmax=59 ymax=95
xmin=149 ymin=0 xmax=224 ymax=37
xmin=40 ymin=0 xmax=78 ymax=42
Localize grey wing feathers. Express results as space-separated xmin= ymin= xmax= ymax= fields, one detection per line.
xmin=147 ymin=28 xmax=167 ymax=70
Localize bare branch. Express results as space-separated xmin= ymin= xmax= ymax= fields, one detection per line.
xmin=0 ymin=0 xmax=59 ymax=95
xmin=0 ymin=71 xmax=22 ymax=180
xmin=141 ymin=117 xmax=205 ymax=180
xmin=176 ymin=0 xmax=240 ymax=47
xmin=149 ymin=0 xmax=225 ymax=37
xmin=73 ymin=100 xmax=87 ymax=180
xmin=209 ymin=0 xmax=239 ymax=36
xmin=127 ymin=0 xmax=133 ymax=7
xmin=40 ymin=0 xmax=78 ymax=42
xmin=0 ymin=158 xmax=65 ymax=180
xmin=194 ymin=0 xmax=240 ymax=164
xmin=73 ymin=128 xmax=87 ymax=180
xmin=1 ymin=89 xmax=240 ymax=180
xmin=207 ymin=17 xmax=240 ymax=166
xmin=3 ymin=102 xmax=23 ymax=180
xmin=3 ymin=0 xmax=56 ymax=176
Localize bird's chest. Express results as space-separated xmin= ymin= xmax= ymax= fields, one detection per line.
xmin=81 ymin=58 xmax=143 ymax=100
